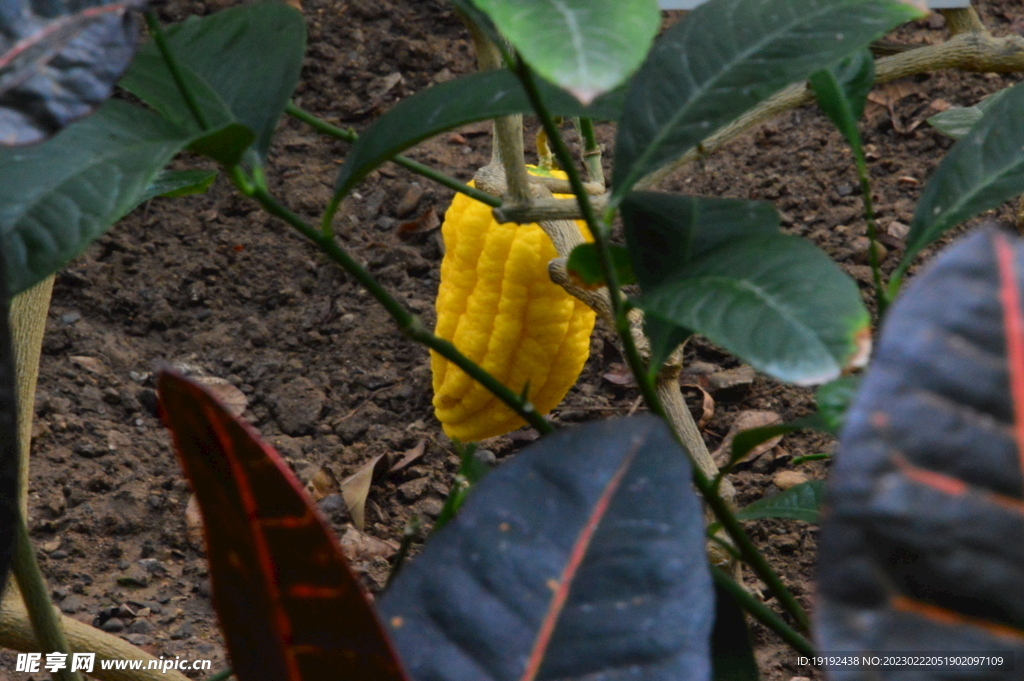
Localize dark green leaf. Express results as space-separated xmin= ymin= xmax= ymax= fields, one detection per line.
xmin=612 ymin=0 xmax=922 ymax=196
xmin=0 ymin=99 xmax=191 ymax=295
xmin=471 ymin=0 xmax=659 ymax=103
xmin=814 ymin=375 xmax=861 ymax=435
xmin=141 ymin=169 xmax=218 ymax=201
xmin=926 ymin=87 xmax=1012 ymax=140
xmin=566 ymin=243 xmax=636 ymax=287
xmin=380 ymin=415 xmax=714 ymax=681
xmin=645 ymin=318 xmax=691 ymax=377
xmin=901 ymin=80 xmax=1024 ymax=275
xmin=809 ymin=49 xmax=875 ymax=150
xmin=187 ymin=123 xmax=256 ymax=167
xmin=710 ymin=583 xmax=759 ymax=681
xmin=119 ymin=2 xmax=305 ymax=159
xmin=332 ymin=69 xmax=624 ymax=200
xmin=736 ymin=481 xmax=825 ymax=523
xmin=623 ymin=193 xmax=870 ymax=386
xmin=818 ymin=228 xmax=1024 ymax=659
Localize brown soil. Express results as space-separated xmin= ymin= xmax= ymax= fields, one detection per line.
xmin=13 ymin=1 xmax=1024 ymax=679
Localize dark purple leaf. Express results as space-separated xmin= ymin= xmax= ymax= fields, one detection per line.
xmin=380 ymin=415 xmax=713 ymax=681
xmin=0 ymin=0 xmax=145 ymax=145
xmin=817 ymin=227 xmax=1024 ymax=672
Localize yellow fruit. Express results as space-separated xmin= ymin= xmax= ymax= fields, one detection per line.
xmin=431 ymin=168 xmax=596 ymax=442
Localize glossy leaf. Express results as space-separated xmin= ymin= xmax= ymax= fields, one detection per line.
xmin=187 ymin=122 xmax=256 ymax=167
xmin=157 ymin=371 xmax=407 ymax=681
xmin=332 ymin=69 xmax=624 ymax=200
xmin=380 ymin=415 xmax=714 ymax=681
xmin=623 ymin=192 xmax=870 ymax=386
xmin=901 ymin=80 xmax=1024 ymax=276
xmin=0 ymin=99 xmax=190 ymax=295
xmin=471 ymin=0 xmax=659 ymax=104
xmin=926 ymin=87 xmax=1012 ymax=140
xmin=0 ymin=249 xmax=17 ymax=595
xmin=611 ymin=0 xmax=922 ymax=196
xmin=710 ymin=583 xmax=759 ymax=681
xmin=814 ymin=375 xmax=860 ymax=435
xmin=140 ymin=168 xmax=218 ymax=201
xmin=0 ymin=0 xmax=145 ymax=145
xmin=735 ymin=481 xmax=824 ymax=523
xmin=119 ymin=1 xmax=305 ymax=159
xmin=817 ymin=228 xmax=1024 ymax=663
xmin=809 ymin=49 xmax=874 ymax=151
xmin=566 ymin=243 xmax=636 ymax=287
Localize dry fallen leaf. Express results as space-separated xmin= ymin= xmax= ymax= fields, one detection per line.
xmin=389 ymin=439 xmax=426 ymax=474
xmin=339 ymin=526 xmax=398 ymax=563
xmin=193 ymin=376 xmax=247 ymax=417
xmin=680 ymin=383 xmax=715 ymax=429
xmin=306 ymin=466 xmax=340 ymax=501
xmin=340 ymin=454 xmax=390 ymax=530
xmin=397 ymin=207 xmax=440 ymax=240
xmin=70 ymin=355 xmax=108 ymax=375
xmin=711 ymin=410 xmax=783 ymax=467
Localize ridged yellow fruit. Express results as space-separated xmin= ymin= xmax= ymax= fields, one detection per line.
xmin=431 ymin=168 xmax=596 ymax=442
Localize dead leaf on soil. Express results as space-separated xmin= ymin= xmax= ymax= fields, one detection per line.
xmin=680 ymin=383 xmax=715 ymax=429
xmin=711 ymin=410 xmax=783 ymax=467
xmin=602 ymin=363 xmax=636 ymax=387
xmin=389 ymin=439 xmax=426 ymax=474
xmin=185 ymin=494 xmax=203 ymax=547
xmin=341 ymin=453 xmax=390 ymax=530
xmin=396 ymin=206 xmax=440 ymax=240
xmin=339 ymin=526 xmax=398 ymax=564
xmin=192 ymin=376 xmax=247 ymax=417
xmin=306 ymin=466 xmax=340 ymax=501
xmin=70 ymin=355 xmax=108 ymax=375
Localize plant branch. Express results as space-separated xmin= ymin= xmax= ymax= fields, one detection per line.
xmin=636 ymin=30 xmax=1024 ymax=191
xmin=711 ymin=565 xmax=815 ymax=656
xmin=575 ymin=118 xmax=606 ymax=188
xmin=240 ymin=182 xmax=554 ymax=436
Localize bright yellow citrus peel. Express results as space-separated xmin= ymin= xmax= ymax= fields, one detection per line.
xmin=431 ymin=167 xmax=596 ymax=441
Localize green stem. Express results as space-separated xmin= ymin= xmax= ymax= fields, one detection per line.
xmin=513 ymin=57 xmax=811 ymax=636
xmin=711 ymin=566 xmax=815 ymax=657
xmin=14 ymin=515 xmax=82 ymax=681
xmin=282 ymin=103 xmax=500 ymax=236
xmin=241 ymin=182 xmax=553 ymax=437
xmin=575 ymin=118 xmax=605 ymax=188
xmin=852 ymin=145 xmax=889 ymax=318
xmin=144 ymin=11 xmax=209 ymax=131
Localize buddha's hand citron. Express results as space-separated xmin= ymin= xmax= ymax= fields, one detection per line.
xmin=431 ymin=167 xmax=596 ymax=441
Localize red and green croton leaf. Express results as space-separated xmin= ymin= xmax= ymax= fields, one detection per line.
xmin=157 ymin=371 xmax=407 ymax=681
xmin=817 ymin=227 xmax=1024 ymax=670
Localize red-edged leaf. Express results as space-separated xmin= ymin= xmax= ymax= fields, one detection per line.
xmin=379 ymin=415 xmax=713 ymax=681
xmin=0 ymin=0 xmax=147 ymax=145
xmin=156 ymin=370 xmax=407 ymax=681
xmin=817 ymin=226 xmax=1024 ymax=667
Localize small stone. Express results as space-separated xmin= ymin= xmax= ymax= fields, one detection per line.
xmin=59 ymin=311 xmax=82 ymax=325
xmin=835 ymin=183 xmax=854 ymax=197
xmin=886 ymin=220 xmax=910 ymax=240
xmin=101 ymin=618 xmax=125 ymax=633
xmin=773 ymin=470 xmax=809 ymax=490
xmin=395 ymin=184 xmax=424 ymax=218
xmin=851 ymin=236 xmax=888 ymax=264
xmin=270 ymin=377 xmax=326 ymax=436
xmin=170 ymin=622 xmax=193 ymax=640
xmin=414 ymin=497 xmax=444 ymax=518
xmin=706 ymin=366 xmax=756 ymax=401
xmin=124 ymin=634 xmax=149 ymax=646
xmin=774 ymin=533 xmax=801 ymax=553
xmin=139 ymin=558 xmax=167 ymax=575
xmin=397 ymin=478 xmax=430 ymax=502
xmin=49 ymin=550 xmax=68 ymax=560
xmin=317 ymin=493 xmax=349 ymax=518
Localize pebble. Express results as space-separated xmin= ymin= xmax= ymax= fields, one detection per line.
xmin=59 ymin=595 xmax=85 ymax=614
xmin=100 ymin=618 xmax=125 ymax=633
xmin=773 ymin=470 xmax=809 ymax=490
xmin=397 ymin=478 xmax=430 ymax=502
xmin=395 ymin=184 xmax=424 ymax=218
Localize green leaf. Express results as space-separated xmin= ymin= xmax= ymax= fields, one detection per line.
xmin=710 ymin=582 xmax=760 ymax=681
xmin=119 ymin=1 xmax=305 ymax=160
xmin=926 ymin=87 xmax=1012 ymax=140
xmin=187 ymin=123 xmax=256 ymax=167
xmin=612 ymin=0 xmax=923 ymax=197
xmin=0 ymin=100 xmax=191 ymax=295
xmin=332 ymin=70 xmax=623 ymax=201
xmin=471 ymin=0 xmax=659 ymax=104
xmin=735 ymin=480 xmax=825 ymax=523
xmin=814 ymin=374 xmax=861 ymax=435
xmin=141 ymin=169 xmax=219 ymax=202
xmin=809 ymin=49 xmax=875 ymax=150
xmin=623 ymin=192 xmax=869 ymax=386
xmin=900 ymin=80 xmax=1024 ymax=275
xmin=566 ymin=243 xmax=636 ymax=287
